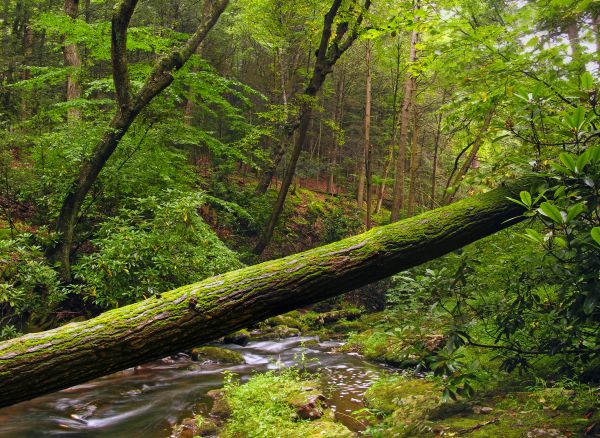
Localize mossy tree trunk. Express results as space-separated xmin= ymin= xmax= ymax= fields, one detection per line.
xmin=0 ymin=179 xmax=536 ymax=408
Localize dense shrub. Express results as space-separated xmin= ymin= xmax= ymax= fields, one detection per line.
xmin=72 ymin=192 xmax=243 ymax=308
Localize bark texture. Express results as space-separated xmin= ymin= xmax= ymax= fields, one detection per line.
xmin=0 ymin=178 xmax=537 ymax=408
xmin=362 ymin=42 xmax=372 ymax=228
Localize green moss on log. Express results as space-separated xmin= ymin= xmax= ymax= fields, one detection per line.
xmin=0 ymin=179 xmax=537 ymax=407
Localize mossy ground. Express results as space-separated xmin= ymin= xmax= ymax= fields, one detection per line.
xmin=339 ymin=309 xmax=450 ymax=366
xmin=363 ymin=373 xmax=599 ymax=437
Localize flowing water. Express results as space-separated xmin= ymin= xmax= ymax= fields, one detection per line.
xmin=0 ymin=337 xmax=388 ymax=437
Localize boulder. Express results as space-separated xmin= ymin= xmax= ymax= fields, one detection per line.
xmin=190 ymin=346 xmax=245 ymax=364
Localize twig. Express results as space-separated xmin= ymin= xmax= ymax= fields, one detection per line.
xmin=457 ymin=417 xmax=500 ymax=435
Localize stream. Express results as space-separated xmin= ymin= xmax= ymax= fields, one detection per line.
xmin=0 ymin=337 xmax=388 ymax=437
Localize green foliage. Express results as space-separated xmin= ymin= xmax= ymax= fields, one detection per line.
xmin=72 ymin=192 xmax=243 ymax=308
xmin=0 ymin=233 xmax=63 ymax=328
xmin=321 ymin=197 xmax=364 ymax=243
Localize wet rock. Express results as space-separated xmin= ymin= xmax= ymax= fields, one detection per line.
xmin=272 ymin=325 xmax=301 ymax=338
xmin=171 ymin=416 xmax=219 ymax=438
xmin=195 ymin=416 xmax=219 ymax=436
xmin=472 ymin=405 xmax=493 ymax=414
xmin=265 ymin=313 xmax=308 ymax=331
xmin=249 ymin=325 xmax=301 ymax=340
xmin=191 ymin=346 xmax=245 ymax=364
xmin=292 ymin=394 xmax=327 ymax=420
xmin=171 ymin=418 xmax=197 ymax=438
xmin=208 ymin=390 xmax=231 ymax=419
xmin=223 ymin=329 xmax=250 ymax=346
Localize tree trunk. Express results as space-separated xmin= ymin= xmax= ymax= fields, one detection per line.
xmin=431 ymin=112 xmax=443 ymax=209
xmin=407 ymin=119 xmax=420 ymax=217
xmin=565 ymin=19 xmax=583 ymax=75
xmin=254 ymin=104 xmax=314 ymax=254
xmin=327 ymin=67 xmax=345 ymax=195
xmin=390 ymin=4 xmax=419 ymax=222
xmin=0 ymin=178 xmax=536 ymax=408
xmin=256 ymin=47 xmax=290 ymax=195
xmin=593 ymin=11 xmax=600 ymax=73
xmin=375 ymin=36 xmax=402 ymax=214
xmin=363 ymin=42 xmax=372 ymax=227
xmin=63 ymin=0 xmax=82 ymax=121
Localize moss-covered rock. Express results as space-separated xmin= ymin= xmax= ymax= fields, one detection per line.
xmin=222 ymin=329 xmax=250 ymax=346
xmin=341 ymin=326 xmax=446 ymax=367
xmin=191 ymin=346 xmax=245 ymax=364
xmin=264 ymin=313 xmax=308 ymax=332
xmin=171 ymin=415 xmax=219 ymax=438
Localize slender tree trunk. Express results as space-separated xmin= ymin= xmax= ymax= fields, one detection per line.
xmin=443 ymin=105 xmax=495 ymax=205
xmin=390 ymin=2 xmax=419 ymax=222
xmin=363 ymin=42 xmax=372 ymax=228
xmin=254 ymin=104 xmax=314 ymax=254
xmin=0 ymin=178 xmax=536 ymax=408
xmin=565 ymin=19 xmax=583 ymax=75
xmin=376 ymin=36 xmax=402 ymax=214
xmin=63 ymin=0 xmax=82 ymax=121
xmin=592 ymin=11 xmax=600 ymax=72
xmin=431 ymin=112 xmax=443 ymax=209
xmin=257 ymin=47 xmax=290 ymax=194
xmin=327 ymin=67 xmax=345 ymax=195
xmin=407 ymin=118 xmax=420 ymax=217
xmin=257 ymin=139 xmax=286 ymax=194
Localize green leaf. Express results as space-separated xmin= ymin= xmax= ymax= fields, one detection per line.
xmin=592 ymin=227 xmax=600 ymax=246
xmin=559 ymin=153 xmax=577 ymax=172
xmin=522 ymin=228 xmax=544 ymax=244
xmin=581 ymin=71 xmax=594 ymax=90
xmin=576 ymin=151 xmax=591 ymax=172
xmin=566 ymin=203 xmax=585 ymax=223
xmin=538 ymin=202 xmax=564 ymax=224
xmin=554 ymin=237 xmax=567 ymax=248
xmin=573 ymin=106 xmax=586 ymax=130
xmin=550 ymin=162 xmax=571 ymax=175
xmin=586 ymin=145 xmax=600 ymax=164
xmin=519 ymin=191 xmax=532 ymax=208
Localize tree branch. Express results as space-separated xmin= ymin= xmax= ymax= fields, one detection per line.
xmin=334 ymin=0 xmax=372 ymax=58
xmin=132 ymin=0 xmax=229 ymax=113
xmin=111 ymin=0 xmax=138 ymax=112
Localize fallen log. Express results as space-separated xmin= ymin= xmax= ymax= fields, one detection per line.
xmin=0 ymin=179 xmax=536 ymax=407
